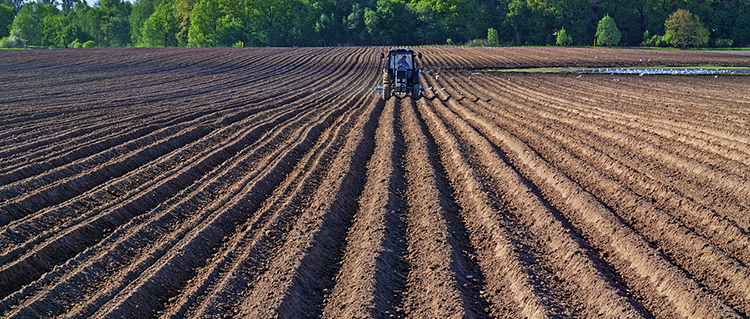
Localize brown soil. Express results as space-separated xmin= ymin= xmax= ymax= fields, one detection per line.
xmin=1 ymin=47 xmax=749 ymax=318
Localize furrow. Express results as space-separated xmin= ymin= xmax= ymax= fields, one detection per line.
xmin=398 ymin=97 xmax=483 ymax=318
xmin=173 ymin=85 xmax=371 ymax=319
xmin=469 ymin=73 xmax=750 ymax=233
xmin=321 ymin=97 xmax=409 ymax=319
xmin=0 ymin=51 xmax=369 ymax=316
xmin=449 ymin=74 xmax=750 ymax=316
xmin=415 ymin=96 xmax=558 ymax=318
xmin=422 ymin=78 xmax=649 ymax=318
xmin=0 ymin=100 xmax=319 ymax=308
xmin=448 ymin=72 xmax=750 ymax=266
xmin=80 ymin=99 xmax=344 ymax=319
xmin=237 ymin=95 xmax=380 ymax=318
xmin=442 ymin=92 xmax=741 ymax=318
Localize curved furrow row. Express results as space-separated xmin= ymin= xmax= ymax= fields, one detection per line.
xmin=458 ymin=70 xmax=750 ymax=247
xmin=489 ymin=73 xmax=750 ymax=146
xmin=504 ymin=74 xmax=750 ymax=170
xmin=152 ymin=52 xmax=380 ymax=319
xmin=441 ymin=73 xmax=750 ymax=315
xmin=321 ymin=97 xmax=409 ymax=319
xmin=0 ymin=48 xmax=315 ymax=143
xmin=475 ymin=73 xmax=750 ymax=231
xmin=224 ymin=86 xmax=380 ymax=318
xmin=0 ymin=49 xmax=373 ymax=309
xmin=396 ymin=98 xmax=485 ymax=318
xmin=458 ymin=72 xmax=750 ymax=230
xmin=512 ymin=74 xmax=750 ymax=148
xmin=168 ymin=87 xmax=374 ymax=319
xmin=2 ymin=46 xmax=749 ymax=318
xmin=0 ymin=99 xmax=316 ymax=308
xmin=0 ymin=48 xmax=320 ymax=148
xmin=422 ymin=75 xmax=648 ymax=318
xmin=0 ymin=47 xmax=376 ymax=249
xmin=0 ymin=50 xmax=376 ymax=319
xmin=430 ymin=73 xmax=745 ymax=317
xmin=0 ymin=47 xmax=364 ymax=226
xmin=71 ymin=48 xmax=377 ymax=318
xmin=75 ymin=99 xmax=348 ymax=319
xmin=0 ymin=109 xmax=177 ymax=176
xmin=416 ymin=95 xmax=564 ymax=318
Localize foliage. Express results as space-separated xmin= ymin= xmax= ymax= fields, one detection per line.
xmin=506 ymin=0 xmax=590 ymax=46
xmin=43 ymin=14 xmax=74 ymax=46
xmin=60 ymin=0 xmax=74 ymax=14
xmin=67 ymin=37 xmax=80 ymax=47
xmin=0 ymin=28 xmax=25 ymax=47
xmin=644 ymin=33 xmax=671 ymax=47
xmin=595 ymin=14 xmax=621 ymax=46
xmin=466 ymin=38 xmax=488 ymax=46
xmin=186 ymin=0 xmax=218 ymax=47
xmin=141 ymin=0 xmax=177 ymax=46
xmin=0 ymin=4 xmax=13 ymax=38
xmin=2 ymin=0 xmax=750 ymax=48
xmin=129 ymin=0 xmax=155 ymax=45
xmin=664 ymin=9 xmax=709 ymax=47
xmin=7 ymin=0 xmax=24 ymax=13
xmin=487 ymin=27 xmax=498 ymax=46
xmin=555 ymin=27 xmax=572 ymax=46
xmin=714 ymin=38 xmax=733 ymax=47
xmin=11 ymin=5 xmax=41 ymax=45
xmin=82 ymin=39 xmax=94 ymax=47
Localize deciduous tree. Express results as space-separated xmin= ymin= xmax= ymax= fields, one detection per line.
xmin=0 ymin=4 xmax=15 ymax=37
xmin=187 ymin=0 xmax=219 ymax=46
xmin=595 ymin=14 xmax=621 ymax=46
xmin=142 ymin=0 xmax=177 ymax=46
xmin=664 ymin=9 xmax=709 ymax=47
xmin=129 ymin=0 xmax=155 ymax=45
xmin=556 ymin=27 xmax=572 ymax=45
xmin=487 ymin=27 xmax=498 ymax=45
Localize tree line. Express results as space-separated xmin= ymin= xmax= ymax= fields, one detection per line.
xmin=1 ymin=0 xmax=748 ymax=48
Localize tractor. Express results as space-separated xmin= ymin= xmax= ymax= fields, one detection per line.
xmin=378 ymin=48 xmax=423 ymax=100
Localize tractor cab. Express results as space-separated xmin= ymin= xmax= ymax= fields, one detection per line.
xmin=379 ymin=48 xmax=423 ymax=100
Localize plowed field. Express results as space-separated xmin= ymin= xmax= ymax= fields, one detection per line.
xmin=1 ymin=47 xmax=749 ymax=318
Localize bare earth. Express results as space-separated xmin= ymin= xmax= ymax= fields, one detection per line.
xmin=1 ymin=47 xmax=749 ymax=318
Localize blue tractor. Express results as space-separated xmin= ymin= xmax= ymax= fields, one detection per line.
xmin=379 ymin=48 xmax=423 ymax=100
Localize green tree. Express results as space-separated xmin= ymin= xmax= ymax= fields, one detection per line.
xmin=365 ymin=0 xmax=415 ymax=45
xmin=664 ymin=9 xmax=709 ymax=47
xmin=97 ymin=0 xmax=132 ymax=46
xmin=595 ymin=14 xmax=621 ymax=46
xmin=8 ymin=0 xmax=23 ymax=13
xmin=343 ymin=3 xmax=369 ymax=45
xmin=487 ymin=27 xmax=498 ymax=45
xmin=186 ymin=0 xmax=219 ymax=46
xmin=61 ymin=0 xmax=74 ymax=14
xmin=142 ymin=0 xmax=178 ymax=46
xmin=42 ymin=14 xmax=75 ymax=46
xmin=0 ymin=4 xmax=14 ymax=38
xmin=10 ymin=8 xmax=41 ymax=45
xmin=1 ymin=28 xmax=26 ymax=47
xmin=174 ymin=0 xmax=198 ymax=45
xmin=129 ymin=0 xmax=155 ymax=45
xmin=72 ymin=6 xmax=104 ymax=45
xmin=556 ymin=27 xmax=572 ymax=45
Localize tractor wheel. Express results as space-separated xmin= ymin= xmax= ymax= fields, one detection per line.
xmin=382 ymin=73 xmax=391 ymax=101
xmin=411 ymin=84 xmax=421 ymax=99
